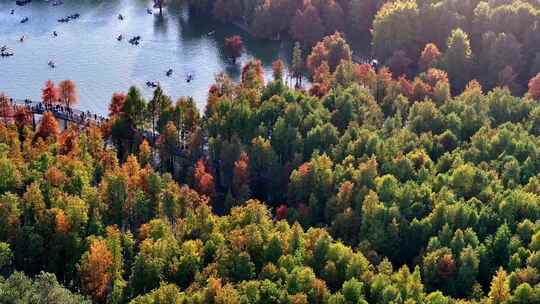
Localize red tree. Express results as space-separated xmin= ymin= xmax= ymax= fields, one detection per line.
xmin=35 ymin=111 xmax=60 ymax=140
xmin=58 ymin=80 xmax=79 ymax=108
xmin=306 ymin=32 xmax=351 ymax=74
xmin=79 ymin=239 xmax=113 ymax=303
xmin=276 ymin=204 xmax=288 ymax=220
xmin=310 ymin=61 xmax=332 ymax=96
xmin=232 ymin=151 xmax=250 ymax=199
xmin=42 ymin=80 xmax=59 ymax=107
xmin=241 ymin=60 xmax=265 ymax=89
xmin=291 ymin=4 xmax=325 ymax=47
xmin=398 ymin=76 xmax=414 ymax=98
xmin=14 ymin=107 xmax=31 ymax=129
xmin=194 ymin=159 xmax=215 ymax=197
xmin=272 ymin=59 xmax=285 ymax=81
xmin=224 ymin=36 xmax=244 ymax=64
xmin=419 ymin=43 xmax=441 ymax=72
xmin=0 ymin=93 xmax=12 ymax=124
xmin=109 ymin=92 xmax=126 ymax=118
xmin=423 ymin=68 xmax=448 ymax=87
xmin=528 ymin=73 xmax=540 ymax=100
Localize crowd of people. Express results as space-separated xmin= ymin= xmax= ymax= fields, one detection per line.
xmin=8 ymin=98 xmax=107 ymax=125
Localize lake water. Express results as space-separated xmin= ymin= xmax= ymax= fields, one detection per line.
xmin=0 ymin=0 xmax=293 ymax=114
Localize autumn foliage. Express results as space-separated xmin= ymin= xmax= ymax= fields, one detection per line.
xmin=35 ymin=111 xmax=60 ymax=140
xmin=109 ymin=92 xmax=127 ymax=118
xmin=528 ymin=73 xmax=540 ymax=100
xmin=419 ymin=43 xmax=441 ymax=72
xmin=194 ymin=159 xmax=215 ymax=197
xmin=224 ymin=35 xmax=244 ymax=63
xmin=42 ymin=80 xmax=59 ymax=106
xmin=58 ymin=80 xmax=79 ymax=108
xmin=79 ymin=239 xmax=112 ymax=303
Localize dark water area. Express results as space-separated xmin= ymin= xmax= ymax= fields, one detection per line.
xmin=0 ymin=0 xmax=295 ymax=114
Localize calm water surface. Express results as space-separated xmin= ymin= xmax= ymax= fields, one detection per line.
xmin=0 ymin=0 xmax=292 ymax=114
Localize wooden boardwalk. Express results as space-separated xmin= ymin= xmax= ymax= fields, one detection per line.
xmin=7 ymin=98 xmax=107 ymax=126
xmin=4 ymin=98 xmax=190 ymax=156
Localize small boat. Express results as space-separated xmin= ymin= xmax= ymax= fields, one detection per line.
xmin=20 ymin=17 xmax=29 ymax=23
xmin=48 ymin=60 xmax=55 ymax=68
xmin=0 ymin=46 xmax=6 ymax=52
xmin=186 ymin=74 xmax=193 ymax=83
xmin=19 ymin=36 xmax=25 ymax=42
xmin=166 ymin=69 xmax=173 ymax=77
xmin=146 ymin=81 xmax=158 ymax=88
xmin=207 ymin=30 xmax=215 ymax=36
xmin=16 ymin=0 xmax=31 ymax=6
xmin=58 ymin=17 xmax=68 ymax=23
xmin=117 ymin=34 xmax=123 ymax=41
xmin=147 ymin=8 xmax=152 ymax=14
xmin=53 ymin=31 xmax=58 ymax=37
xmin=128 ymin=36 xmax=141 ymax=45
xmin=118 ymin=14 xmax=124 ymax=20
xmin=10 ymin=9 xmax=15 ymax=14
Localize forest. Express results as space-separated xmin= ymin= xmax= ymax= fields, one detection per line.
xmin=191 ymin=0 xmax=540 ymax=94
xmin=3 ymin=0 xmax=540 ymax=303
xmin=2 ymin=36 xmax=540 ymax=301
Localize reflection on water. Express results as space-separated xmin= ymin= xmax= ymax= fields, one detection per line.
xmin=0 ymin=0 xmax=293 ymax=114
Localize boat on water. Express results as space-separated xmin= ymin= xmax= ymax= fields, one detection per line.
xmin=117 ymin=35 xmax=123 ymax=41
xmin=128 ymin=36 xmax=141 ymax=45
xmin=20 ymin=17 xmax=29 ymax=23
xmin=147 ymin=8 xmax=153 ymax=14
xmin=166 ymin=69 xmax=173 ymax=77
xmin=0 ymin=48 xmax=14 ymax=57
xmin=207 ymin=31 xmax=215 ymax=36
xmin=146 ymin=81 xmax=158 ymax=88
xmin=118 ymin=14 xmax=124 ymax=20
xmin=16 ymin=0 xmax=31 ymax=6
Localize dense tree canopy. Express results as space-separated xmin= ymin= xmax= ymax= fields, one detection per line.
xmin=6 ymin=7 xmax=540 ymax=302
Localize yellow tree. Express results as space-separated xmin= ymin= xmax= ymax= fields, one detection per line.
xmin=487 ymin=268 xmax=510 ymax=304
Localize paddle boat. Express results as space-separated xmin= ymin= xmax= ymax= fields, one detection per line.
xmin=146 ymin=81 xmax=158 ymax=88
xmin=16 ymin=0 xmax=31 ymax=6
